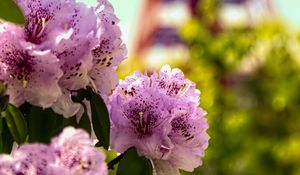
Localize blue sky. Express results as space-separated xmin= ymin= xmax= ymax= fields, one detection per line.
xmin=274 ymin=0 xmax=300 ymax=29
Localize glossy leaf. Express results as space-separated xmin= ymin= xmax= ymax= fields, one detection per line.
xmin=85 ymin=87 xmax=110 ymax=149
xmin=117 ymin=148 xmax=153 ymax=175
xmin=0 ymin=0 xmax=25 ymax=24
xmin=1 ymin=104 xmax=27 ymax=144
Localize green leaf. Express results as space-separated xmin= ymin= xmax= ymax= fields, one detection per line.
xmin=0 ymin=118 xmax=14 ymax=153
xmin=77 ymin=103 xmax=91 ymax=134
xmin=0 ymin=95 xmax=9 ymax=112
xmin=0 ymin=117 xmax=2 ymax=134
xmin=28 ymin=107 xmax=60 ymax=143
xmin=103 ymin=149 xmax=118 ymax=175
xmin=28 ymin=106 xmax=78 ymax=143
xmin=117 ymin=148 xmax=153 ymax=175
xmin=51 ymin=115 xmax=78 ymax=138
xmin=85 ymin=87 xmax=110 ymax=149
xmin=0 ymin=0 xmax=25 ymax=25
xmin=71 ymin=89 xmax=92 ymax=135
xmin=1 ymin=104 xmax=27 ymax=144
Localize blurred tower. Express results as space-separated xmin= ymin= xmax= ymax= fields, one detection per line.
xmin=132 ymin=0 xmax=274 ymax=67
xmin=132 ymin=0 xmax=195 ymax=67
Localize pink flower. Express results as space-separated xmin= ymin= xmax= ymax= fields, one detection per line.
xmin=0 ymin=0 xmax=127 ymax=117
xmin=0 ymin=127 xmax=107 ymax=175
xmin=110 ymin=65 xmax=209 ymax=175
xmin=0 ymin=27 xmax=62 ymax=107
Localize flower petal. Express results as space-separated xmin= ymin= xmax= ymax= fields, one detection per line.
xmin=51 ymin=127 xmax=108 ymax=175
xmin=89 ymin=67 xmax=118 ymax=101
xmin=52 ymin=89 xmax=81 ymax=117
xmin=0 ymin=32 xmax=63 ymax=108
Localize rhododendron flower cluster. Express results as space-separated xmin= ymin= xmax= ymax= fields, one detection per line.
xmin=0 ymin=0 xmax=127 ymax=117
xmin=0 ymin=127 xmax=107 ymax=175
xmin=109 ymin=65 xmax=209 ymax=175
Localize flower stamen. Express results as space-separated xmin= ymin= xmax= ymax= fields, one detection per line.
xmin=35 ymin=17 xmax=47 ymax=38
xmin=22 ymin=79 xmax=28 ymax=88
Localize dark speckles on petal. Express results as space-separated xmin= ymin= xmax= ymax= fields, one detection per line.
xmin=1 ymin=47 xmax=36 ymax=83
xmin=171 ymin=114 xmax=196 ymax=141
xmin=123 ymin=94 xmax=164 ymax=138
xmin=92 ymin=38 xmax=115 ymax=67
xmin=16 ymin=172 xmax=25 ymax=175
xmin=110 ymin=65 xmax=208 ymax=168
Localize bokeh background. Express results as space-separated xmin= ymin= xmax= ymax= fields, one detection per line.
xmin=85 ymin=0 xmax=300 ymax=174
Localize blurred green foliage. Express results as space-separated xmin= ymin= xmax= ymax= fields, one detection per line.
xmin=179 ymin=0 xmax=300 ymax=174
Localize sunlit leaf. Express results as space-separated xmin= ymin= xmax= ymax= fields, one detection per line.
xmin=1 ymin=104 xmax=27 ymax=144
xmin=0 ymin=0 xmax=25 ymax=24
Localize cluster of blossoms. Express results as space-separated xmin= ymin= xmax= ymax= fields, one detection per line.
xmin=0 ymin=0 xmax=126 ymax=117
xmin=109 ymin=65 xmax=209 ymax=175
xmin=0 ymin=127 xmax=107 ymax=175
